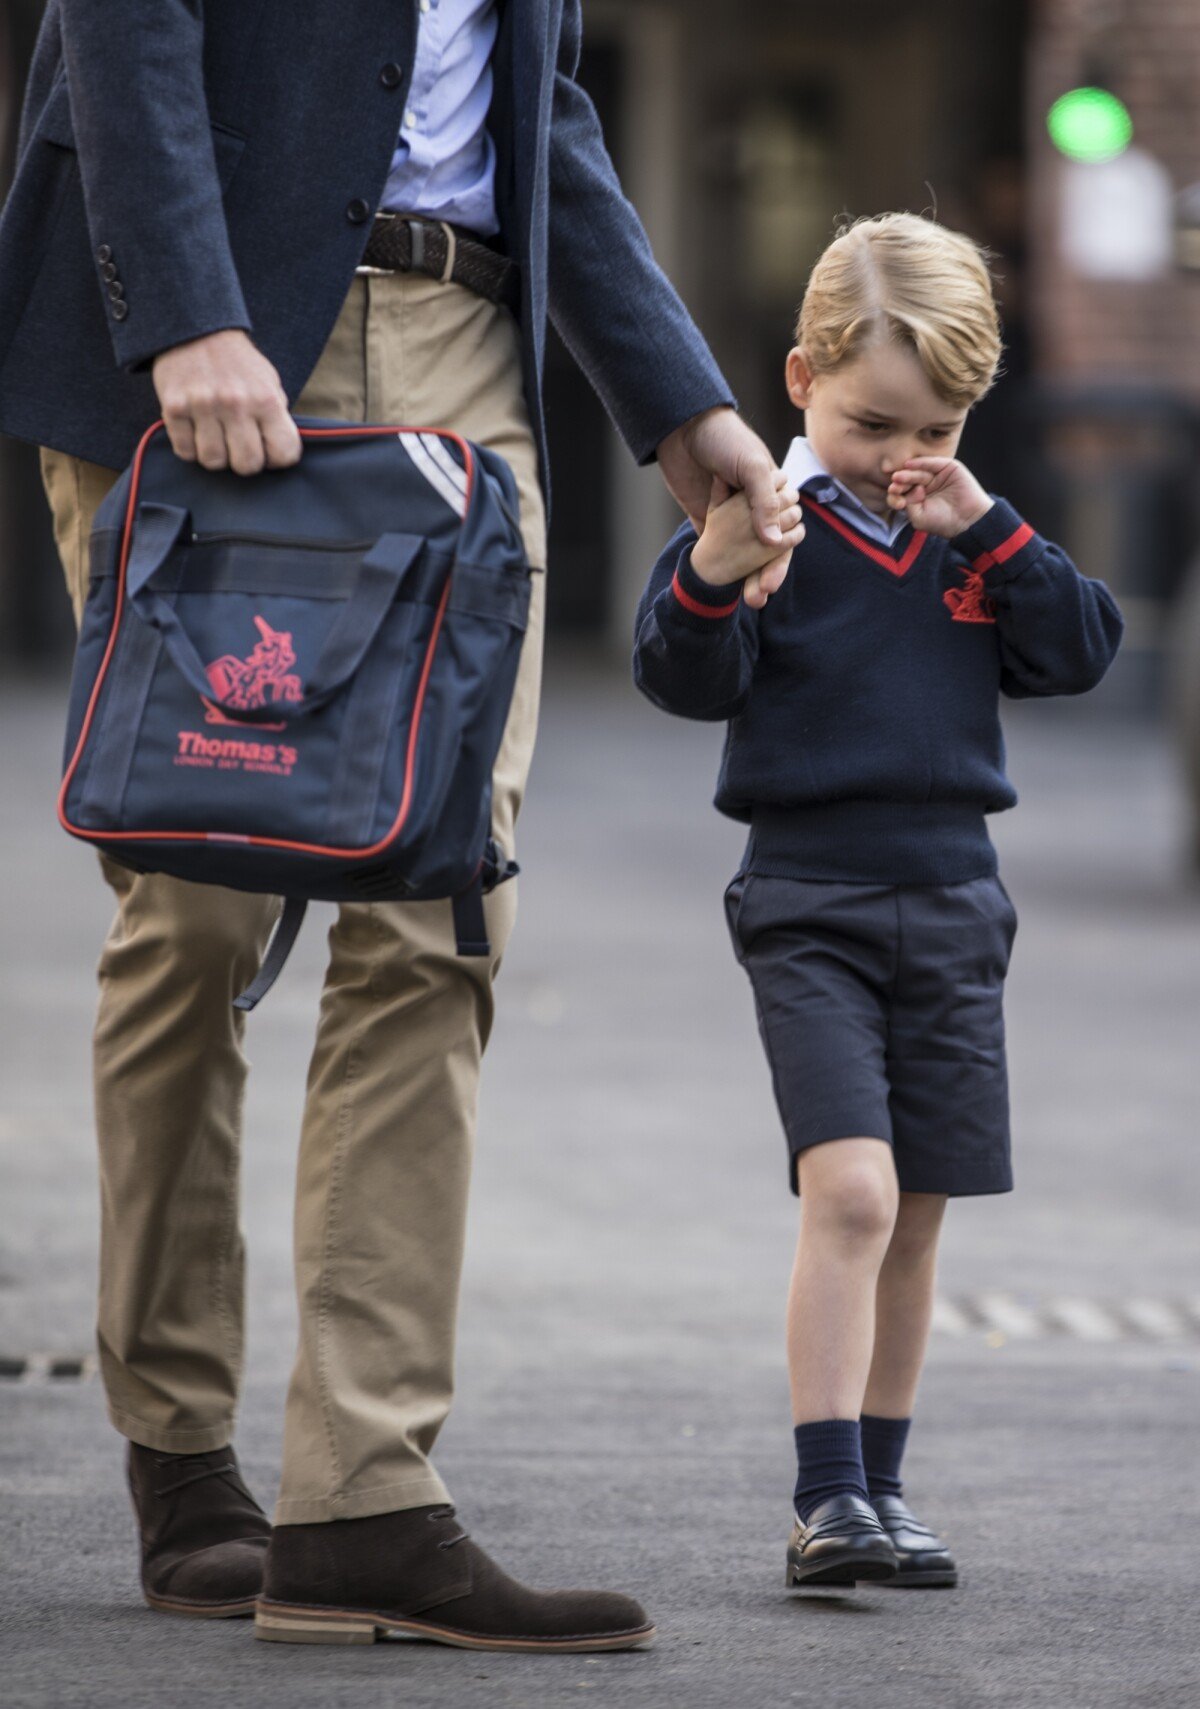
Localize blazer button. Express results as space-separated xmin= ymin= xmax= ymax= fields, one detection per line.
xmin=106 ymin=280 xmax=125 ymax=302
xmin=111 ymin=301 xmax=129 ymax=321
xmin=96 ymin=243 xmax=112 ymax=264
xmin=379 ymin=62 xmax=403 ymax=88
xmin=346 ymin=198 xmax=372 ymax=224
xmin=101 ymin=261 xmax=118 ymax=281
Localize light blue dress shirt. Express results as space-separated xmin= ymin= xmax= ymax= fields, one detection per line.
xmin=781 ymin=436 xmax=911 ymax=549
xmin=380 ymin=0 xmax=500 ymax=236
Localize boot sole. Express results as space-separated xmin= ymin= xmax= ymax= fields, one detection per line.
xmin=254 ymin=1601 xmax=657 ymax=1652
xmin=144 ymin=1591 xmax=257 ymax=1618
xmin=786 ymin=1547 xmax=897 ymax=1589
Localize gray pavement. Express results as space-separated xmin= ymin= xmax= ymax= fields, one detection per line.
xmin=2 ymin=661 xmax=1199 ymax=1708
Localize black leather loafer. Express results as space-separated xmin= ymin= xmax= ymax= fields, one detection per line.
xmin=872 ymin=1494 xmax=958 ymax=1587
xmin=786 ymin=1493 xmax=898 ymax=1588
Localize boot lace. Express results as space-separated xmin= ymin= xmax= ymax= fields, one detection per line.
xmin=427 ymin=1503 xmax=470 ymax=1550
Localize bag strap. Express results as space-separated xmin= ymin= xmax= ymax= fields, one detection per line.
xmin=452 ymin=875 xmax=490 ymax=958
xmin=233 ymin=896 xmax=308 ymax=1011
xmin=451 ymin=847 xmax=521 ymax=958
xmin=125 ymin=504 xmax=425 ymax=721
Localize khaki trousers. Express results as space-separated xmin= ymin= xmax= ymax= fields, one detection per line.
xmin=39 ymin=273 xmax=547 ymax=1524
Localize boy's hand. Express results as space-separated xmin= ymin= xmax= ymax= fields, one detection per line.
xmin=887 ymin=457 xmax=992 ymax=539
xmin=690 ymin=471 xmax=803 ymax=600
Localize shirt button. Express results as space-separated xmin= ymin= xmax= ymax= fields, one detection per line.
xmin=379 ymin=62 xmax=403 ymax=88
xmin=404 ymin=109 xmax=418 ymax=129
xmin=111 ymin=301 xmax=128 ymax=321
xmin=345 ymin=198 xmax=372 ymax=224
xmin=96 ymin=244 xmax=112 ymax=264
xmin=419 ymin=0 xmax=430 ymax=12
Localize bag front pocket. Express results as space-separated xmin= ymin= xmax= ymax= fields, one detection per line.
xmin=76 ymin=527 xmax=433 ymax=849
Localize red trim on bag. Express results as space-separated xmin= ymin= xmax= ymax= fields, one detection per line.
xmin=801 ymin=495 xmax=929 ymax=577
xmin=671 ymin=569 xmax=741 ymax=619
xmin=970 ymin=519 xmax=1034 ymax=574
xmin=58 ymin=420 xmax=472 ymax=860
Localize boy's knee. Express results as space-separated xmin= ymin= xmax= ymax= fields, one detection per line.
xmin=806 ymin=1147 xmax=898 ymax=1246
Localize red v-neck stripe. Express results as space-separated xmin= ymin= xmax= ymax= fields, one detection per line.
xmin=802 ymin=495 xmax=929 ymax=577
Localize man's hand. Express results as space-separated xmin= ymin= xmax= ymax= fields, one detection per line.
xmin=657 ymin=407 xmax=802 ymax=609
xmin=691 ymin=474 xmax=803 ymax=589
xmin=152 ymin=330 xmax=302 ymax=475
xmin=887 ymin=457 xmax=992 ymax=539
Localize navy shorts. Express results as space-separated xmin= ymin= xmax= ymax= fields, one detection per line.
xmin=724 ymin=873 xmax=1017 ymax=1197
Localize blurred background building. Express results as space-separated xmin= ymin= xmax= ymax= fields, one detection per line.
xmin=2 ymin=0 xmax=1198 ymax=698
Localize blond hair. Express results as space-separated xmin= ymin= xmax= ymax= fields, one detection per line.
xmin=796 ymin=213 xmax=1001 ymax=408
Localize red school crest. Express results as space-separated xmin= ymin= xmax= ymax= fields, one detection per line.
xmin=203 ymin=615 xmax=303 ymax=727
xmin=943 ymin=568 xmax=996 ymax=625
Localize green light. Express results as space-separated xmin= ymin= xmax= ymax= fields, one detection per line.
xmin=1047 ymin=88 xmax=1133 ymax=163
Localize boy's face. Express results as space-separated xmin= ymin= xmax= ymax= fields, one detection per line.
xmin=786 ymin=340 xmax=971 ymax=519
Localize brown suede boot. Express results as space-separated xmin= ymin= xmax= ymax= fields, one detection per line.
xmin=127 ymin=1442 xmax=271 ymax=1617
xmin=255 ymin=1504 xmax=655 ymax=1651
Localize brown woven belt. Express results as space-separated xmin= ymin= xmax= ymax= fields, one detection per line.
xmin=358 ymin=213 xmax=521 ymax=313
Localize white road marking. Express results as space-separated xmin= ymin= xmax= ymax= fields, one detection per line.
xmin=1044 ymin=1297 xmax=1122 ymax=1342
xmin=969 ymin=1292 xmax=1042 ymax=1339
xmin=930 ymin=1296 xmax=972 ymax=1337
xmin=1122 ymin=1298 xmax=1188 ymax=1340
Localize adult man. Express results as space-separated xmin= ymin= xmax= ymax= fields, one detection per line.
xmin=0 ymin=0 xmax=796 ymax=1652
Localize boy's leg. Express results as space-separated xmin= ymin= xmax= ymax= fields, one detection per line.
xmin=863 ymin=1191 xmax=948 ymax=1425
xmin=860 ymin=877 xmax=1017 ymax=1588
xmin=858 ymin=1193 xmax=958 ymax=1587
xmin=784 ymin=1137 xmax=902 ymax=1586
xmin=724 ymin=877 xmax=907 ymax=1586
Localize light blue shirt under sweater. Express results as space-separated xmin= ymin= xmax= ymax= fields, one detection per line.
xmin=380 ymin=0 xmax=500 ymax=235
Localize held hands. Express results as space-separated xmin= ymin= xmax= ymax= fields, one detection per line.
xmin=152 ymin=329 xmax=302 ymax=475
xmin=657 ymin=407 xmax=802 ymax=608
xmin=690 ymin=471 xmax=804 ymax=594
xmin=886 ymin=457 xmax=992 ymax=538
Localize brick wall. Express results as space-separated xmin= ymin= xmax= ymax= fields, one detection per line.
xmin=1029 ymin=0 xmax=1200 ymax=399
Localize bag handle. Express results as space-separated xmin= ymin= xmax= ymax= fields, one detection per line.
xmin=124 ymin=503 xmax=425 ymax=721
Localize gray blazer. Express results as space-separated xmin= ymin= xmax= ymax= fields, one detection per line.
xmin=0 ymin=0 xmax=731 ymax=485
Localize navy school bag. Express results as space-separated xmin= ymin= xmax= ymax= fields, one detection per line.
xmin=60 ymin=418 xmax=532 ymax=1008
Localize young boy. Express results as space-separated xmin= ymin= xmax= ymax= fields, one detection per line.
xmin=633 ymin=213 xmax=1123 ymax=1590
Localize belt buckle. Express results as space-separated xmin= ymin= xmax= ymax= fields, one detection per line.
xmin=355 ymin=211 xmax=400 ymax=277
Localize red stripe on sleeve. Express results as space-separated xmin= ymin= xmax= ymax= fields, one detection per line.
xmin=671 ymin=569 xmax=741 ymax=619
xmin=972 ymin=520 xmax=1034 ymax=573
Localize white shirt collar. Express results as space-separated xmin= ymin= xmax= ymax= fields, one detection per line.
xmin=781 ymin=437 xmax=910 ymax=549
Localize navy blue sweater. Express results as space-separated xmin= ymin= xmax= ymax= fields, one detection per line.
xmin=633 ymin=496 xmax=1124 ymax=884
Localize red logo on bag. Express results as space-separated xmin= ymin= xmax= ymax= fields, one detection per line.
xmin=203 ymin=616 xmax=303 ymax=727
xmin=943 ymin=570 xmax=996 ymax=624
